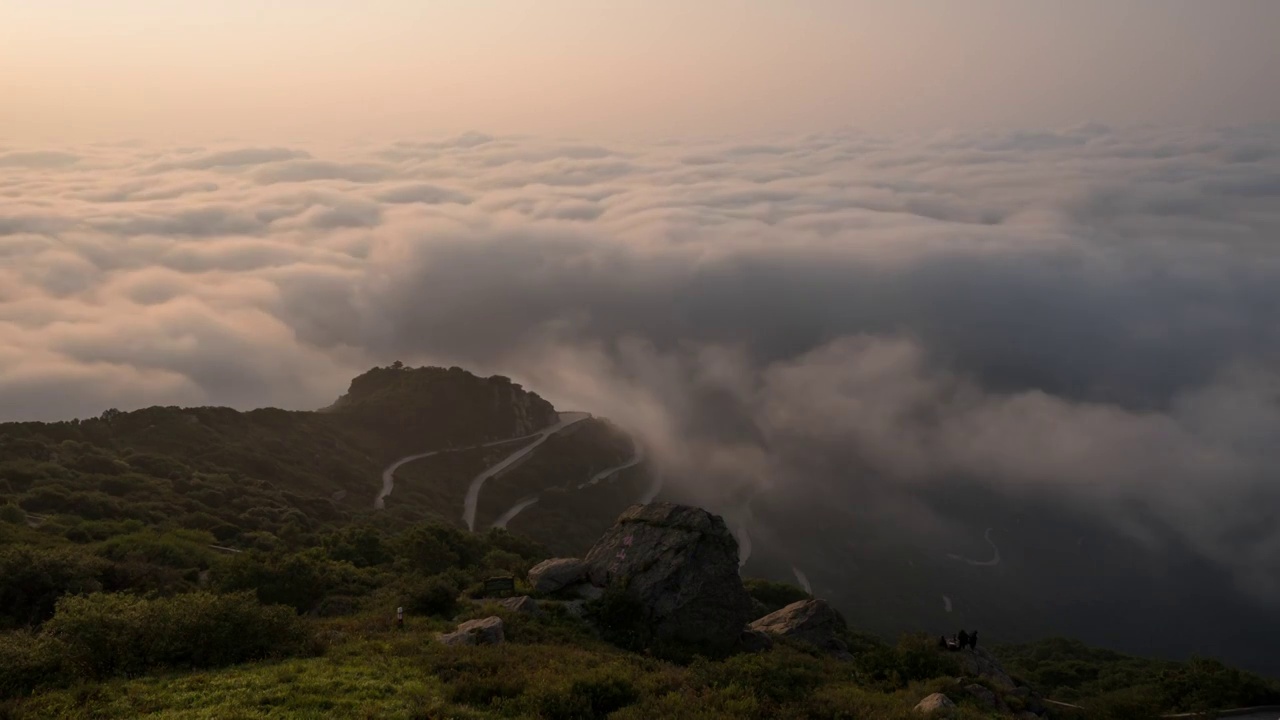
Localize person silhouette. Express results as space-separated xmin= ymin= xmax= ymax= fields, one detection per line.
xmin=969 ymin=630 xmax=978 ymax=649
xmin=957 ymin=629 xmax=970 ymax=649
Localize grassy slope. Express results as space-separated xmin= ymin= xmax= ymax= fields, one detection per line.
xmin=10 ymin=610 xmax=991 ymax=720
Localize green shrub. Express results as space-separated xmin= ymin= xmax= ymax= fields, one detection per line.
xmin=404 ymin=575 xmax=460 ymax=618
xmin=45 ymin=591 xmax=310 ymax=680
xmin=0 ymin=505 xmax=24 ymax=526
xmin=447 ymin=672 xmax=527 ymax=707
xmin=585 ymin=588 xmax=652 ymax=652
xmin=0 ymin=632 xmax=65 ymax=698
xmin=322 ymin=526 xmax=390 ymax=568
xmin=535 ymin=670 xmax=640 ymax=720
xmin=216 ymin=550 xmax=334 ymax=613
xmin=742 ymin=577 xmax=811 ymax=615
xmin=0 ymin=546 xmax=109 ymax=627
xmin=95 ymin=529 xmax=215 ymax=570
xmin=832 ymin=634 xmax=960 ymax=692
xmin=693 ymin=650 xmax=823 ymax=705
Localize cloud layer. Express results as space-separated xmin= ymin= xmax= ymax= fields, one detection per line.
xmin=3 ymin=125 xmax=1279 ymax=601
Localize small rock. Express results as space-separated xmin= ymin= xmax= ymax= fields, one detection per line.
xmin=561 ymin=600 xmax=587 ymax=618
xmin=748 ymin=599 xmax=852 ymax=659
xmin=914 ymin=693 xmax=955 ymax=714
xmin=438 ymin=616 xmax=505 ymax=646
xmin=496 ymin=596 xmax=540 ymax=616
xmin=528 ymin=558 xmax=588 ymax=594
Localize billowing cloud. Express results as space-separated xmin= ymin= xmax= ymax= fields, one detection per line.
xmin=2 ymin=126 xmax=1279 ymax=616
xmin=0 ymin=151 xmax=81 ymax=168
xmin=149 ymin=147 xmax=310 ymax=172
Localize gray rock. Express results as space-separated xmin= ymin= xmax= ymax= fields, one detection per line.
xmin=957 ymin=647 xmax=1017 ymax=691
xmin=572 ymin=583 xmax=604 ymax=601
xmin=964 ymin=683 xmax=999 ymax=711
xmin=748 ymin=599 xmax=852 ymax=659
xmin=913 ymin=692 xmax=955 ymax=714
xmin=438 ymin=616 xmax=505 ymax=646
xmin=496 ymin=595 xmax=540 ymax=616
xmin=583 ymin=503 xmax=753 ymax=653
xmin=739 ymin=628 xmax=774 ymax=653
xmin=561 ymin=600 xmax=587 ymax=618
xmin=527 ymin=557 xmax=588 ymax=595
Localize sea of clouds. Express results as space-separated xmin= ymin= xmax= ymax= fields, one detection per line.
xmin=2 ymin=124 xmax=1278 ymax=599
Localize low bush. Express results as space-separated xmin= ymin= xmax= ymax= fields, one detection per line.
xmin=0 ymin=546 xmax=109 ymax=628
xmin=0 ymin=632 xmax=64 ymax=698
xmin=403 ymin=574 xmax=460 ymax=618
xmin=45 ymin=591 xmax=311 ymax=681
xmin=535 ymin=670 xmax=640 ymax=720
xmin=742 ymin=577 xmax=810 ymax=615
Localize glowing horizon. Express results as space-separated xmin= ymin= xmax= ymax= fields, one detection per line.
xmin=2 ymin=0 xmax=1278 ymax=143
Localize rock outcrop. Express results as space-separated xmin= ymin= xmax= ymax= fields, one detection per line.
xmin=438 ymin=616 xmax=505 ymax=646
xmin=913 ymin=692 xmax=955 ymax=714
xmin=957 ymin=647 xmax=1017 ymax=691
xmin=748 ymin=598 xmax=852 ymax=659
xmin=527 ymin=558 xmax=588 ymax=595
xmin=964 ymin=683 xmax=1001 ymax=712
xmin=582 ymin=503 xmax=752 ymax=653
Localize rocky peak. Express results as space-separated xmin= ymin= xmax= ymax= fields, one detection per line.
xmin=323 ymin=364 xmax=558 ymax=450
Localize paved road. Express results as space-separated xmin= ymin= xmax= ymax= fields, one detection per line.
xmin=463 ymin=412 xmax=591 ymax=531
xmin=491 ymin=441 xmax=645 ymax=529
xmin=492 ymin=495 xmax=540 ymax=529
xmin=577 ymin=445 xmax=644 ymax=489
xmin=947 ymin=527 xmax=1001 ymax=566
xmin=375 ymin=431 xmax=541 ymax=510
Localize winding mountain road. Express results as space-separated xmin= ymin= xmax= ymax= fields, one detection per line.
xmin=375 ymin=431 xmax=542 ymax=510
xmin=578 ymin=444 xmax=644 ymax=489
xmin=492 ymin=495 xmax=541 ymax=529
xmin=947 ymin=527 xmax=1001 ymax=567
xmin=489 ymin=440 xmax=649 ymax=529
xmin=463 ymin=412 xmax=591 ymax=531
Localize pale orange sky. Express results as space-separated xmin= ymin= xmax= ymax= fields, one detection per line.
xmin=2 ymin=0 xmax=1278 ymax=142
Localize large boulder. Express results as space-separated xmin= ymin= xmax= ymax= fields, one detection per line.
xmin=748 ymin=599 xmax=852 ymax=659
xmin=438 ymin=616 xmax=505 ymax=646
xmin=528 ymin=558 xmax=588 ymax=594
xmin=913 ymin=693 xmax=955 ymax=714
xmin=583 ymin=503 xmax=752 ymax=653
